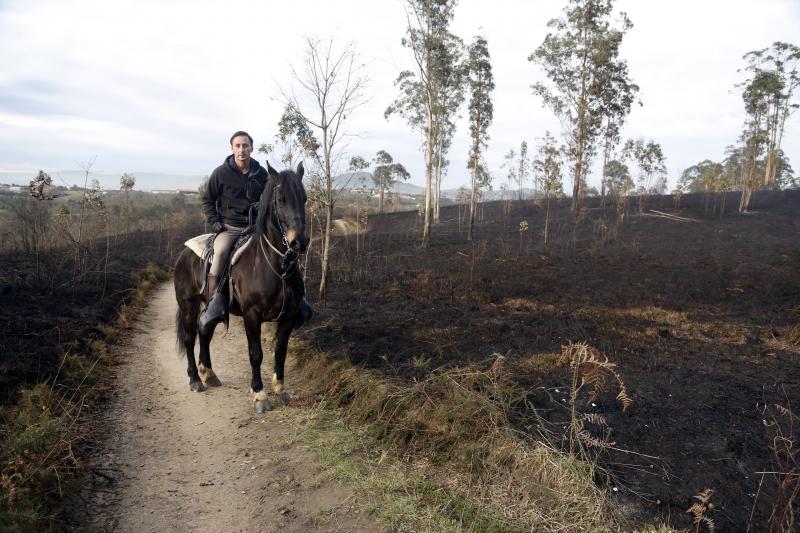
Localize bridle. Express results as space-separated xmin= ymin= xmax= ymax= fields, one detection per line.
xmin=258 ymin=182 xmax=304 ymax=321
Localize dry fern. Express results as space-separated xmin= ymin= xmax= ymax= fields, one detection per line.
xmin=751 ymin=399 xmax=799 ymax=532
xmin=559 ymin=343 xmax=633 ymax=456
xmin=687 ymin=488 xmax=716 ymax=532
xmin=558 ymin=343 xmax=632 ymax=413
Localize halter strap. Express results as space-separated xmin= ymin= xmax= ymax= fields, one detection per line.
xmin=257 ymin=183 xmax=301 ymax=322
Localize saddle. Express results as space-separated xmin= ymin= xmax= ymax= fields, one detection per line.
xmin=184 ymin=229 xmax=253 ymax=301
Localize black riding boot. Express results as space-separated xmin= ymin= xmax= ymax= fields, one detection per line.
xmin=199 ymin=275 xmax=227 ymax=334
xmin=299 ymin=296 xmax=313 ymax=323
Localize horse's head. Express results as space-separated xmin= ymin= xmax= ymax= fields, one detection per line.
xmin=264 ymin=161 xmax=308 ymax=254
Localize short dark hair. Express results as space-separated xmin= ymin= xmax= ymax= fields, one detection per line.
xmin=230 ymin=131 xmax=253 ymax=146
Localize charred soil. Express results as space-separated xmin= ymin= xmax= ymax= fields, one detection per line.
xmin=304 ymin=190 xmax=800 ymax=531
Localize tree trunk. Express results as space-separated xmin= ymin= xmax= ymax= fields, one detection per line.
xmin=319 ymin=201 xmax=332 ymax=301
xmin=422 ymin=99 xmax=434 ymax=245
xmin=319 ymin=121 xmax=333 ymax=300
xmin=600 ymin=132 xmax=610 ymax=208
xmin=434 ymin=159 xmax=442 ymax=224
xmin=544 ymin=195 xmax=551 ymax=248
xmin=468 ymin=158 xmax=477 ymax=241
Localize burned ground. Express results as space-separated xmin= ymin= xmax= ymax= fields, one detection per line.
xmin=302 ymin=190 xmax=800 ymax=530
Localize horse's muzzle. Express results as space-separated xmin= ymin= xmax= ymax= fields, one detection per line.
xmin=287 ymin=232 xmax=308 ymax=254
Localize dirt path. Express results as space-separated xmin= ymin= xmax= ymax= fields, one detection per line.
xmin=83 ymin=283 xmax=375 ymax=532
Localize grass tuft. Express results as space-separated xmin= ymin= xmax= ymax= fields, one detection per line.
xmin=298 ymin=347 xmax=624 ymax=531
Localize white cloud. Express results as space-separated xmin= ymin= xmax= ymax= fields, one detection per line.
xmin=0 ymin=0 xmax=798 ymax=189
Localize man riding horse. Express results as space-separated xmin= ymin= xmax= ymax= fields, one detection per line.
xmin=199 ymin=130 xmax=311 ymax=333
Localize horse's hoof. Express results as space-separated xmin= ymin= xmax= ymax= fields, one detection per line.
xmin=255 ymin=399 xmax=273 ymax=413
xmin=204 ymin=375 xmax=222 ymax=387
xmin=279 ymin=391 xmax=291 ymax=406
xmin=190 ymin=381 xmax=206 ymax=393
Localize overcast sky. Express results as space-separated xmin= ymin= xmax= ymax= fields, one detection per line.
xmin=0 ymin=0 xmax=798 ymax=191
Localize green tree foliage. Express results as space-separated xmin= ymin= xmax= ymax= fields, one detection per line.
xmin=604 ymin=159 xmax=633 ymax=197
xmin=679 ymin=160 xmax=724 ymax=194
xmin=737 ymin=42 xmax=799 ymax=211
xmin=529 ymin=0 xmax=635 ymax=213
xmin=466 ymin=34 xmax=494 ymax=241
xmin=386 ymin=0 xmax=461 ymax=244
xmin=372 ymin=150 xmax=410 ymax=213
xmin=743 ymin=43 xmax=800 ymax=187
xmin=534 ymin=132 xmax=565 ymax=199
xmin=261 ymin=104 xmax=321 ymax=169
xmin=502 ymin=148 xmax=517 ymax=198
xmin=120 ymin=172 xmax=135 ymax=215
xmin=533 ymin=132 xmax=564 ymax=247
xmin=622 ymin=138 xmax=666 ymax=212
xmin=28 ymin=170 xmax=52 ymax=200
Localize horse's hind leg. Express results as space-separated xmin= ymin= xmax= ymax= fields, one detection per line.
xmin=272 ymin=319 xmax=295 ymax=405
xmin=177 ymin=299 xmax=205 ymax=392
xmin=244 ymin=312 xmax=270 ymax=413
xmin=197 ymin=329 xmax=222 ymax=387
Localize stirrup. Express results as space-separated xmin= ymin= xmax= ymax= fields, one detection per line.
xmin=199 ymin=293 xmax=227 ymax=333
xmin=299 ymin=297 xmax=313 ymax=323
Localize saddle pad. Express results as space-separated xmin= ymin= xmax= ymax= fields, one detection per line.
xmin=183 ymin=234 xmax=253 ymax=266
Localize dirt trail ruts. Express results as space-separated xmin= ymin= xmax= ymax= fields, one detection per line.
xmin=83 ymin=283 xmax=374 ymax=532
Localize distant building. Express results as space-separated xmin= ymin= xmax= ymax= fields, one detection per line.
xmin=152 ymin=189 xmax=198 ymax=196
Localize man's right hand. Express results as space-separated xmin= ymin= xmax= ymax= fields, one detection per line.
xmin=211 ymin=221 xmax=225 ymax=233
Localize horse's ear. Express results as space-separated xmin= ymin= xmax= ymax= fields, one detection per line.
xmin=296 ymin=161 xmax=304 ymax=180
xmin=266 ymin=161 xmax=280 ymax=184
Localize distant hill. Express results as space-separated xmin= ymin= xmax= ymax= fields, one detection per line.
xmin=331 ymin=171 xmax=425 ymax=195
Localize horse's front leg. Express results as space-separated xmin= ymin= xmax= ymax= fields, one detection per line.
xmin=272 ymin=319 xmax=295 ymax=405
xmin=244 ymin=312 xmax=270 ymax=413
xmin=197 ymin=328 xmax=222 ymax=387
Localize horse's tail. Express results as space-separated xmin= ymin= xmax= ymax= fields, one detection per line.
xmin=175 ymin=307 xmax=188 ymax=359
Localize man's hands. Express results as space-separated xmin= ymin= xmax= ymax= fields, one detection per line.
xmin=211 ymin=221 xmax=225 ymax=233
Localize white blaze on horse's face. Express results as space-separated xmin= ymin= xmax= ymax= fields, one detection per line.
xmin=230 ymin=135 xmax=252 ymax=165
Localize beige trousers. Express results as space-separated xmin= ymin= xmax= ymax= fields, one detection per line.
xmin=210 ymin=224 xmax=245 ymax=276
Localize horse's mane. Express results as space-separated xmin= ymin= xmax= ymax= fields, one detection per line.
xmin=254 ymin=178 xmax=275 ymax=240
xmin=254 ymin=168 xmax=305 ymax=240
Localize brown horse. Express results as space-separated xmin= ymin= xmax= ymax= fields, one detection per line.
xmin=173 ymin=162 xmax=309 ymax=412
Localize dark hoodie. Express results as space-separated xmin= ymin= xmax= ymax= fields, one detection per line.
xmin=201 ymin=155 xmax=268 ymax=228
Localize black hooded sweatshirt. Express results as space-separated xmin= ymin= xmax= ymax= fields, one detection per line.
xmin=201 ymin=155 xmax=268 ymax=228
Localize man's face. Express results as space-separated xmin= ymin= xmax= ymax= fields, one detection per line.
xmin=231 ymin=135 xmax=253 ymax=163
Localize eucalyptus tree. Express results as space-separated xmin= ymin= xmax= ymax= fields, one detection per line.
xmin=737 ymin=76 xmax=770 ymax=212
xmin=677 ymin=159 xmax=724 ymax=212
xmin=29 ymin=170 xmax=52 ymax=201
xmin=278 ymin=36 xmax=368 ymax=300
xmin=517 ymin=140 xmax=530 ymax=200
xmin=120 ymin=172 xmax=135 ymax=217
xmin=773 ymin=149 xmax=797 ymax=189
xmin=741 ymin=42 xmax=799 ymax=188
xmin=598 ymin=57 xmax=638 ymax=204
xmin=529 ymin=0 xmax=634 ymax=213
xmin=622 ymin=138 xmax=666 ymax=213
xmin=533 ymin=132 xmax=564 ymax=247
xmin=432 ymin=29 xmax=464 ymax=225
xmin=604 ymin=159 xmax=632 ymax=197
xmin=372 ymin=150 xmax=410 ymax=213
xmin=465 ymin=34 xmax=494 ymax=241
xmin=386 ymin=0 xmax=461 ymax=245
xmin=736 ymin=42 xmax=799 ymax=211
xmin=502 ymin=148 xmax=518 ymax=199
